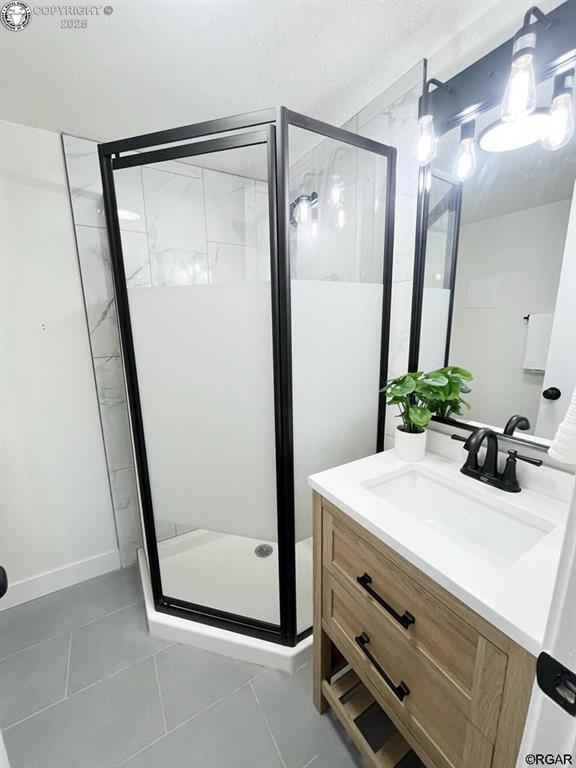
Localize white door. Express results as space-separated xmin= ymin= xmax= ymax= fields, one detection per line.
xmin=535 ymin=181 xmax=576 ymax=439
xmin=517 ymin=488 xmax=576 ymax=763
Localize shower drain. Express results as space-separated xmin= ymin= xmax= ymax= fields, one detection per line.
xmin=254 ymin=544 xmax=273 ymax=558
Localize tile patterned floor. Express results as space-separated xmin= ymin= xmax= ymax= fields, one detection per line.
xmin=0 ymin=568 xmax=422 ymax=768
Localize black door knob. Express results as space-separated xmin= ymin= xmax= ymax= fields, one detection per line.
xmin=543 ymin=387 xmax=561 ymax=400
xmin=0 ymin=566 xmax=7 ymax=600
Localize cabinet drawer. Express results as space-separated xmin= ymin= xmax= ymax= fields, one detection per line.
xmin=323 ymin=571 xmax=495 ymax=768
xmin=322 ymin=506 xmax=506 ymax=733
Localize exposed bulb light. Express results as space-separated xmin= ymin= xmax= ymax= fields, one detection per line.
xmin=337 ymin=207 xmax=346 ymax=229
xmin=329 ymin=176 xmax=344 ymax=207
xmin=542 ymin=71 xmax=575 ymax=151
xmin=502 ymin=35 xmax=537 ymax=122
xmin=454 ymin=121 xmax=477 ymax=181
xmin=479 ymin=110 xmax=549 ymax=152
xmin=294 ymin=197 xmax=311 ymax=224
xmin=416 ymin=114 xmax=436 ymax=166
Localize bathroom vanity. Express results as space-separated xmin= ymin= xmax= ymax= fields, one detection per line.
xmin=310 ymin=450 xmax=569 ymax=768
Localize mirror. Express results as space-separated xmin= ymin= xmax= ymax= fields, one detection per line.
xmin=415 ymin=74 xmax=576 ymax=445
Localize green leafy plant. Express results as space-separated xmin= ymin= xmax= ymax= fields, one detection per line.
xmin=380 ymin=370 xmax=450 ymax=433
xmin=420 ymin=366 xmax=473 ymax=418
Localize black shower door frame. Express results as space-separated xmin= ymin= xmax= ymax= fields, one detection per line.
xmin=98 ymin=107 xmax=396 ymax=647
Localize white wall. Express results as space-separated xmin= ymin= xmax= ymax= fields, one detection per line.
xmin=0 ymin=120 xmax=119 ymax=608
xmin=450 ymin=199 xmax=570 ymax=430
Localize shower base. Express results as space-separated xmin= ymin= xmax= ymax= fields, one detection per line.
xmin=138 ymin=530 xmax=313 ymax=672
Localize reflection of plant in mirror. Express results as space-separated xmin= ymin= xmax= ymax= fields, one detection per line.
xmin=381 ymin=370 xmax=450 ymax=433
xmin=420 ymin=366 xmax=473 ymax=418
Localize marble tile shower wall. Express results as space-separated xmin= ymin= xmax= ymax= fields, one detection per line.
xmin=62 ymin=136 xmax=270 ymax=565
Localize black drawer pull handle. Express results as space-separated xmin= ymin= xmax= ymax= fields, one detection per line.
xmin=355 ymin=632 xmax=410 ymax=702
xmin=356 ymin=573 xmax=415 ymax=630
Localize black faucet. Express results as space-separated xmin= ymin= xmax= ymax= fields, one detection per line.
xmin=503 ymin=414 xmax=531 ymax=436
xmin=451 ymin=429 xmax=542 ymax=492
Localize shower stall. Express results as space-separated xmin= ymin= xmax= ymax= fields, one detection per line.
xmin=98 ymin=107 xmax=396 ymax=665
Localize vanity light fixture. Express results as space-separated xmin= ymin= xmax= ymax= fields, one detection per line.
xmin=416 ymin=78 xmax=451 ymax=167
xmin=502 ymin=6 xmax=551 ymax=123
xmin=454 ymin=121 xmax=477 ymax=181
xmin=542 ymin=70 xmax=575 ymax=150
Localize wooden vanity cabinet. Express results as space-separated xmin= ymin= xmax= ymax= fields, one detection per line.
xmin=313 ymin=492 xmax=536 ymax=768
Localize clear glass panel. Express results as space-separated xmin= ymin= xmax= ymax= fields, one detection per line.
xmin=114 ymin=141 xmax=279 ymax=626
xmin=288 ymin=126 xmax=389 ymax=633
xmin=419 ymin=173 xmax=459 ymax=371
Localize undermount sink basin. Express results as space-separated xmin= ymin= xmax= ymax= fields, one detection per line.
xmin=362 ymin=466 xmax=555 ymax=568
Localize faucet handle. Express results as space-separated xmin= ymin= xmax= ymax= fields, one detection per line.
xmin=508 ymin=450 xmax=543 ymax=467
xmin=451 ymin=434 xmax=467 ymax=444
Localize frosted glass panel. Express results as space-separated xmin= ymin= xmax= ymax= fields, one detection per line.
xmin=288 ymin=127 xmax=389 ymax=632
xmin=115 ymin=142 xmax=280 ymax=625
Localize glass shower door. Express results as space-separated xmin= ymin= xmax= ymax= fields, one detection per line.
xmin=108 ymin=130 xmax=283 ymax=636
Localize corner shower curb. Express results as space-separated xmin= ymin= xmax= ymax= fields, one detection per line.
xmin=137 ymin=549 xmax=313 ymax=673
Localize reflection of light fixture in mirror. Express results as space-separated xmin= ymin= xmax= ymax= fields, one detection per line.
xmin=118 ymin=208 xmax=141 ymax=221
xmin=294 ymin=197 xmax=310 ymax=224
xmin=416 ymin=114 xmax=436 ymax=166
xmin=337 ymin=208 xmax=346 ymax=229
xmin=542 ymin=70 xmax=575 ymax=150
xmin=479 ymin=109 xmax=549 ymax=152
xmin=454 ymin=121 xmax=477 ymax=181
xmin=329 ymin=175 xmax=344 ymax=207
xmin=415 ymin=78 xmax=451 ymax=166
xmin=311 ymin=220 xmax=318 ymax=240
xmin=502 ymin=7 xmax=550 ymax=122
xmin=289 ymin=192 xmax=319 ymax=226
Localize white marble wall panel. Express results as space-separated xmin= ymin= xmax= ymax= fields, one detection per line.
xmin=93 ymin=356 xmax=133 ymax=473
xmin=142 ymin=167 xmax=208 ymax=287
xmin=63 ymin=135 xmax=146 ymax=232
xmin=208 ymin=242 xmax=256 ymax=284
xmin=204 ymin=169 xmax=257 ymax=246
xmin=109 ymin=467 xmax=141 ymax=566
xmin=75 ymin=226 xmax=120 ymax=358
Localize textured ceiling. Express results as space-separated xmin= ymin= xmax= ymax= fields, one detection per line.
xmin=0 ymin=0 xmax=498 ymax=142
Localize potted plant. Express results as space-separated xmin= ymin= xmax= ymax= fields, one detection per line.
xmin=381 ymin=370 xmax=449 ymax=461
xmin=420 ymin=366 xmax=473 ymax=419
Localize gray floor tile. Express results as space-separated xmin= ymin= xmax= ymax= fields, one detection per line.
xmin=0 ymin=567 xmax=142 ymax=659
xmin=4 ymin=657 xmax=164 ymax=768
xmin=251 ymin=663 xmax=347 ymax=768
xmin=125 ymin=683 xmax=283 ymax=768
xmin=0 ymin=634 xmax=69 ymax=728
xmin=308 ymin=724 xmax=364 ymax=768
xmin=68 ymin=602 xmax=168 ymax=694
xmin=155 ymin=642 xmax=264 ymax=730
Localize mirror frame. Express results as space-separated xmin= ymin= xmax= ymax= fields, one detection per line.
xmin=408 ymin=0 xmax=576 ymax=453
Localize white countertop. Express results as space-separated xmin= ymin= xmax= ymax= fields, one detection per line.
xmin=309 ymin=449 xmax=570 ymax=656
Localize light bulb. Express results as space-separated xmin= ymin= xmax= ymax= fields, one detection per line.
xmin=310 ymin=220 xmax=318 ymax=240
xmin=337 ymin=208 xmax=346 ymax=229
xmin=542 ymin=84 xmax=574 ymax=151
xmin=454 ymin=137 xmax=476 ymax=181
xmin=294 ymin=198 xmax=310 ymax=224
xmin=416 ymin=114 xmax=436 ymax=166
xmin=329 ymin=176 xmax=343 ymax=207
xmin=502 ymin=34 xmax=537 ymax=122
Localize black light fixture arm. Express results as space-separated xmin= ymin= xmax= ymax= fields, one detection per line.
xmin=522 ymin=6 xmax=552 ymax=30
xmin=420 ymin=78 xmax=452 ymax=117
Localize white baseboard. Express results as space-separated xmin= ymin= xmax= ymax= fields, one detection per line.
xmin=0 ymin=549 xmax=121 ymax=611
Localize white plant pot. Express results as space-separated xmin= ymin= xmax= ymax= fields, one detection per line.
xmin=394 ymin=427 xmax=427 ymax=462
